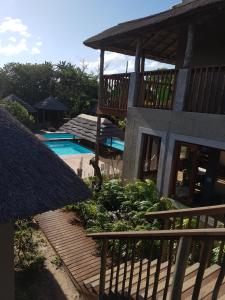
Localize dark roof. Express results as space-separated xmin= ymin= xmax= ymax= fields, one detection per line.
xmin=2 ymin=94 xmax=37 ymax=114
xmin=84 ymin=0 xmax=225 ymax=64
xmin=60 ymin=114 xmax=124 ymax=143
xmin=0 ymin=108 xmax=90 ymax=224
xmin=34 ymin=96 xmax=68 ymax=111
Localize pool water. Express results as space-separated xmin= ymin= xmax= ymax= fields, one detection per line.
xmin=42 ymin=133 xmax=76 ymax=140
xmin=104 ymin=138 xmax=124 ymax=151
xmin=44 ymin=140 xmax=93 ymax=156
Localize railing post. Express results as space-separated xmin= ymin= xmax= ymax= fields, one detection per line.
xmin=170 ymin=237 xmax=192 ymax=300
xmin=127 ymin=37 xmax=142 ymax=108
xmin=173 ymin=68 xmax=190 ymax=111
xmin=99 ymin=239 xmax=108 ymax=300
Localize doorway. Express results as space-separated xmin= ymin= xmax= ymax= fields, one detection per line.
xmin=170 ymin=141 xmax=225 ymax=206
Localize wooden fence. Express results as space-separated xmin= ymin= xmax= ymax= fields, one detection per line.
xmin=185 ymin=65 xmax=225 ymax=114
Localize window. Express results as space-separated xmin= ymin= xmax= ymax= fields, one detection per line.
xmin=139 ymin=134 xmax=161 ymax=181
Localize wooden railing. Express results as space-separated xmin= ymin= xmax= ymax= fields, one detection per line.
xmin=137 ymin=69 xmax=177 ymax=110
xmin=185 ymin=65 xmax=225 ymax=114
xmin=88 ymin=204 xmax=225 ymax=299
xmin=99 ymin=73 xmax=131 ymax=117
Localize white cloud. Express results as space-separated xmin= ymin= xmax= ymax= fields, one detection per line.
xmin=31 ymin=46 xmax=40 ymax=55
xmin=0 ymin=17 xmax=42 ymax=56
xmin=86 ymin=51 xmax=172 ymax=74
xmin=0 ymin=17 xmax=30 ymax=37
xmin=9 ymin=36 xmax=17 ymax=43
xmin=0 ymin=38 xmax=28 ymax=56
xmin=35 ymin=41 xmax=42 ymax=46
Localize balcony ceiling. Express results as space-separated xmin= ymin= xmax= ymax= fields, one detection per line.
xmin=84 ymin=0 xmax=225 ymax=65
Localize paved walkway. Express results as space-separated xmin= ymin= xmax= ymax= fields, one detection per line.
xmin=35 ymin=209 xmax=100 ymax=297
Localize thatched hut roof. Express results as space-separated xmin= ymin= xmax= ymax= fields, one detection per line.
xmin=60 ymin=114 xmax=124 ymax=143
xmin=84 ymin=0 xmax=225 ymax=64
xmin=34 ymin=96 xmax=68 ymax=111
xmin=0 ymin=109 xmax=90 ymax=224
xmin=1 ymin=94 xmax=37 ymax=114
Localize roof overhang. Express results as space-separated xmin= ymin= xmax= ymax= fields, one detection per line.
xmin=84 ymin=0 xmax=225 ymax=64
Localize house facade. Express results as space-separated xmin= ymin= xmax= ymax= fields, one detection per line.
xmin=84 ymin=0 xmax=225 ymax=207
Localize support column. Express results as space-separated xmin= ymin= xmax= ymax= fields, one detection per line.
xmin=127 ymin=37 xmax=142 ymax=108
xmin=173 ymin=23 xmax=195 ymax=112
xmin=95 ymin=49 xmax=104 ymax=166
xmin=0 ymin=222 xmax=14 ymax=300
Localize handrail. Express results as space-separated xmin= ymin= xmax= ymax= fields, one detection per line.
xmin=90 ymin=228 xmax=225 ymax=299
xmin=145 ymin=204 xmax=225 ymax=221
xmin=88 ymin=228 xmax=225 ymax=239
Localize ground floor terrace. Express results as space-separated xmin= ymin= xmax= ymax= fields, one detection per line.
xmin=123 ymin=107 xmax=225 ymax=207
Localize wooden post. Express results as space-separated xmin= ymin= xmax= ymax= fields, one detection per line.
xmin=170 ymin=237 xmax=192 ymax=300
xmin=95 ymin=49 xmax=104 ymax=167
xmin=0 ymin=222 xmax=14 ymax=300
xmin=133 ymin=37 xmax=142 ymax=106
xmin=141 ymin=55 xmax=145 ymax=73
xmin=183 ymin=23 xmax=195 ymax=68
xmin=99 ymin=240 xmax=108 ymax=300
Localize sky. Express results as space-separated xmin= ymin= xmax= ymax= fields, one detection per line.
xmin=0 ymin=0 xmax=180 ymax=73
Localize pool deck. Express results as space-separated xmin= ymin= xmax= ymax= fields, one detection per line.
xmin=62 ymin=154 xmax=95 ymax=178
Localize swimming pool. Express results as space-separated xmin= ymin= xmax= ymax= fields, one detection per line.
xmin=44 ymin=140 xmax=93 ymax=156
xmin=42 ymin=132 xmax=76 ymax=140
xmin=104 ymin=138 xmax=124 ymax=151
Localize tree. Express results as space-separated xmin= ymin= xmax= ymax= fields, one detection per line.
xmin=0 ymin=61 xmax=98 ymax=118
xmin=0 ymin=101 xmax=35 ymax=129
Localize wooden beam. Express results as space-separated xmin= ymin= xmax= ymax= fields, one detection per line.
xmin=133 ymin=37 xmax=142 ymax=106
xmin=95 ymin=49 xmax=104 ymax=166
xmin=145 ymin=204 xmax=225 ymax=220
xmin=183 ymin=23 xmax=195 ymax=68
xmin=88 ymin=228 xmax=225 ymax=240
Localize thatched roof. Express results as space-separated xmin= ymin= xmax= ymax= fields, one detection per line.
xmin=34 ymin=96 xmax=68 ymax=111
xmin=0 ymin=109 xmax=90 ymax=224
xmin=1 ymin=94 xmax=37 ymax=114
xmin=60 ymin=114 xmax=124 ymax=143
xmin=84 ymin=0 xmax=225 ymax=64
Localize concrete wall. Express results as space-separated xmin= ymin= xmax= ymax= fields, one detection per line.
xmin=123 ymin=107 xmax=225 ymax=181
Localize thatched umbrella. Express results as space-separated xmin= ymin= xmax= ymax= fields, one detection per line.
xmin=0 ymin=108 xmax=90 ymax=299
xmin=1 ymin=94 xmax=37 ymax=114
xmin=60 ymin=113 xmax=124 ymax=143
xmin=34 ymin=96 xmax=68 ymax=125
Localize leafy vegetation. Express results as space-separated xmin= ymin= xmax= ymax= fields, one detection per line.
xmin=14 ymin=219 xmax=44 ymax=271
xmin=67 ymin=179 xmax=173 ymax=234
xmin=0 ymin=100 xmax=35 ymax=129
xmin=0 ymin=61 xmax=98 ymax=118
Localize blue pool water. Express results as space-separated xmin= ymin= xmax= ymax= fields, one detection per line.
xmin=44 ymin=140 xmax=93 ymax=156
xmin=42 ymin=133 xmax=76 ymax=140
xmin=104 ymin=138 xmax=124 ymax=151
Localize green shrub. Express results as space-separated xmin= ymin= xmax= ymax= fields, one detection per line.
xmin=67 ymin=179 xmax=173 ymax=234
xmin=0 ymin=101 xmax=35 ymax=129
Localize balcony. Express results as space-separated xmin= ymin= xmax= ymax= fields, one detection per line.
xmin=98 ymin=65 xmax=225 ymax=118
xmin=98 ymin=69 xmax=177 ymax=118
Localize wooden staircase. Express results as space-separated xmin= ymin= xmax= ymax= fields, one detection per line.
xmin=85 ymin=205 xmax=225 ymax=300
xmin=84 ymin=261 xmax=225 ymax=299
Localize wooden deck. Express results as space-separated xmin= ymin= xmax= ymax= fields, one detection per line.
xmin=35 ymin=209 xmax=100 ymax=296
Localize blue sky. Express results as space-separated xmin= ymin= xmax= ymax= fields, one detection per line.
xmin=0 ymin=0 xmax=179 ymax=73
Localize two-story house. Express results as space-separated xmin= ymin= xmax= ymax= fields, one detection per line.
xmin=84 ymin=0 xmax=225 ymax=208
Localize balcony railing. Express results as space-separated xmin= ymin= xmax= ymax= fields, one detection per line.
xmin=99 ymin=73 xmax=131 ymax=117
xmin=137 ymin=69 xmax=177 ymax=110
xmin=185 ymin=65 xmax=225 ymax=114
xmin=87 ymin=204 xmax=225 ymax=299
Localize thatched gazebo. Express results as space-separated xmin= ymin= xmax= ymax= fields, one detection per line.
xmin=1 ymin=94 xmax=37 ymax=115
xmin=60 ymin=114 xmax=124 ymax=144
xmin=34 ymin=96 xmax=68 ymax=126
xmin=0 ymin=108 xmax=90 ymax=299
